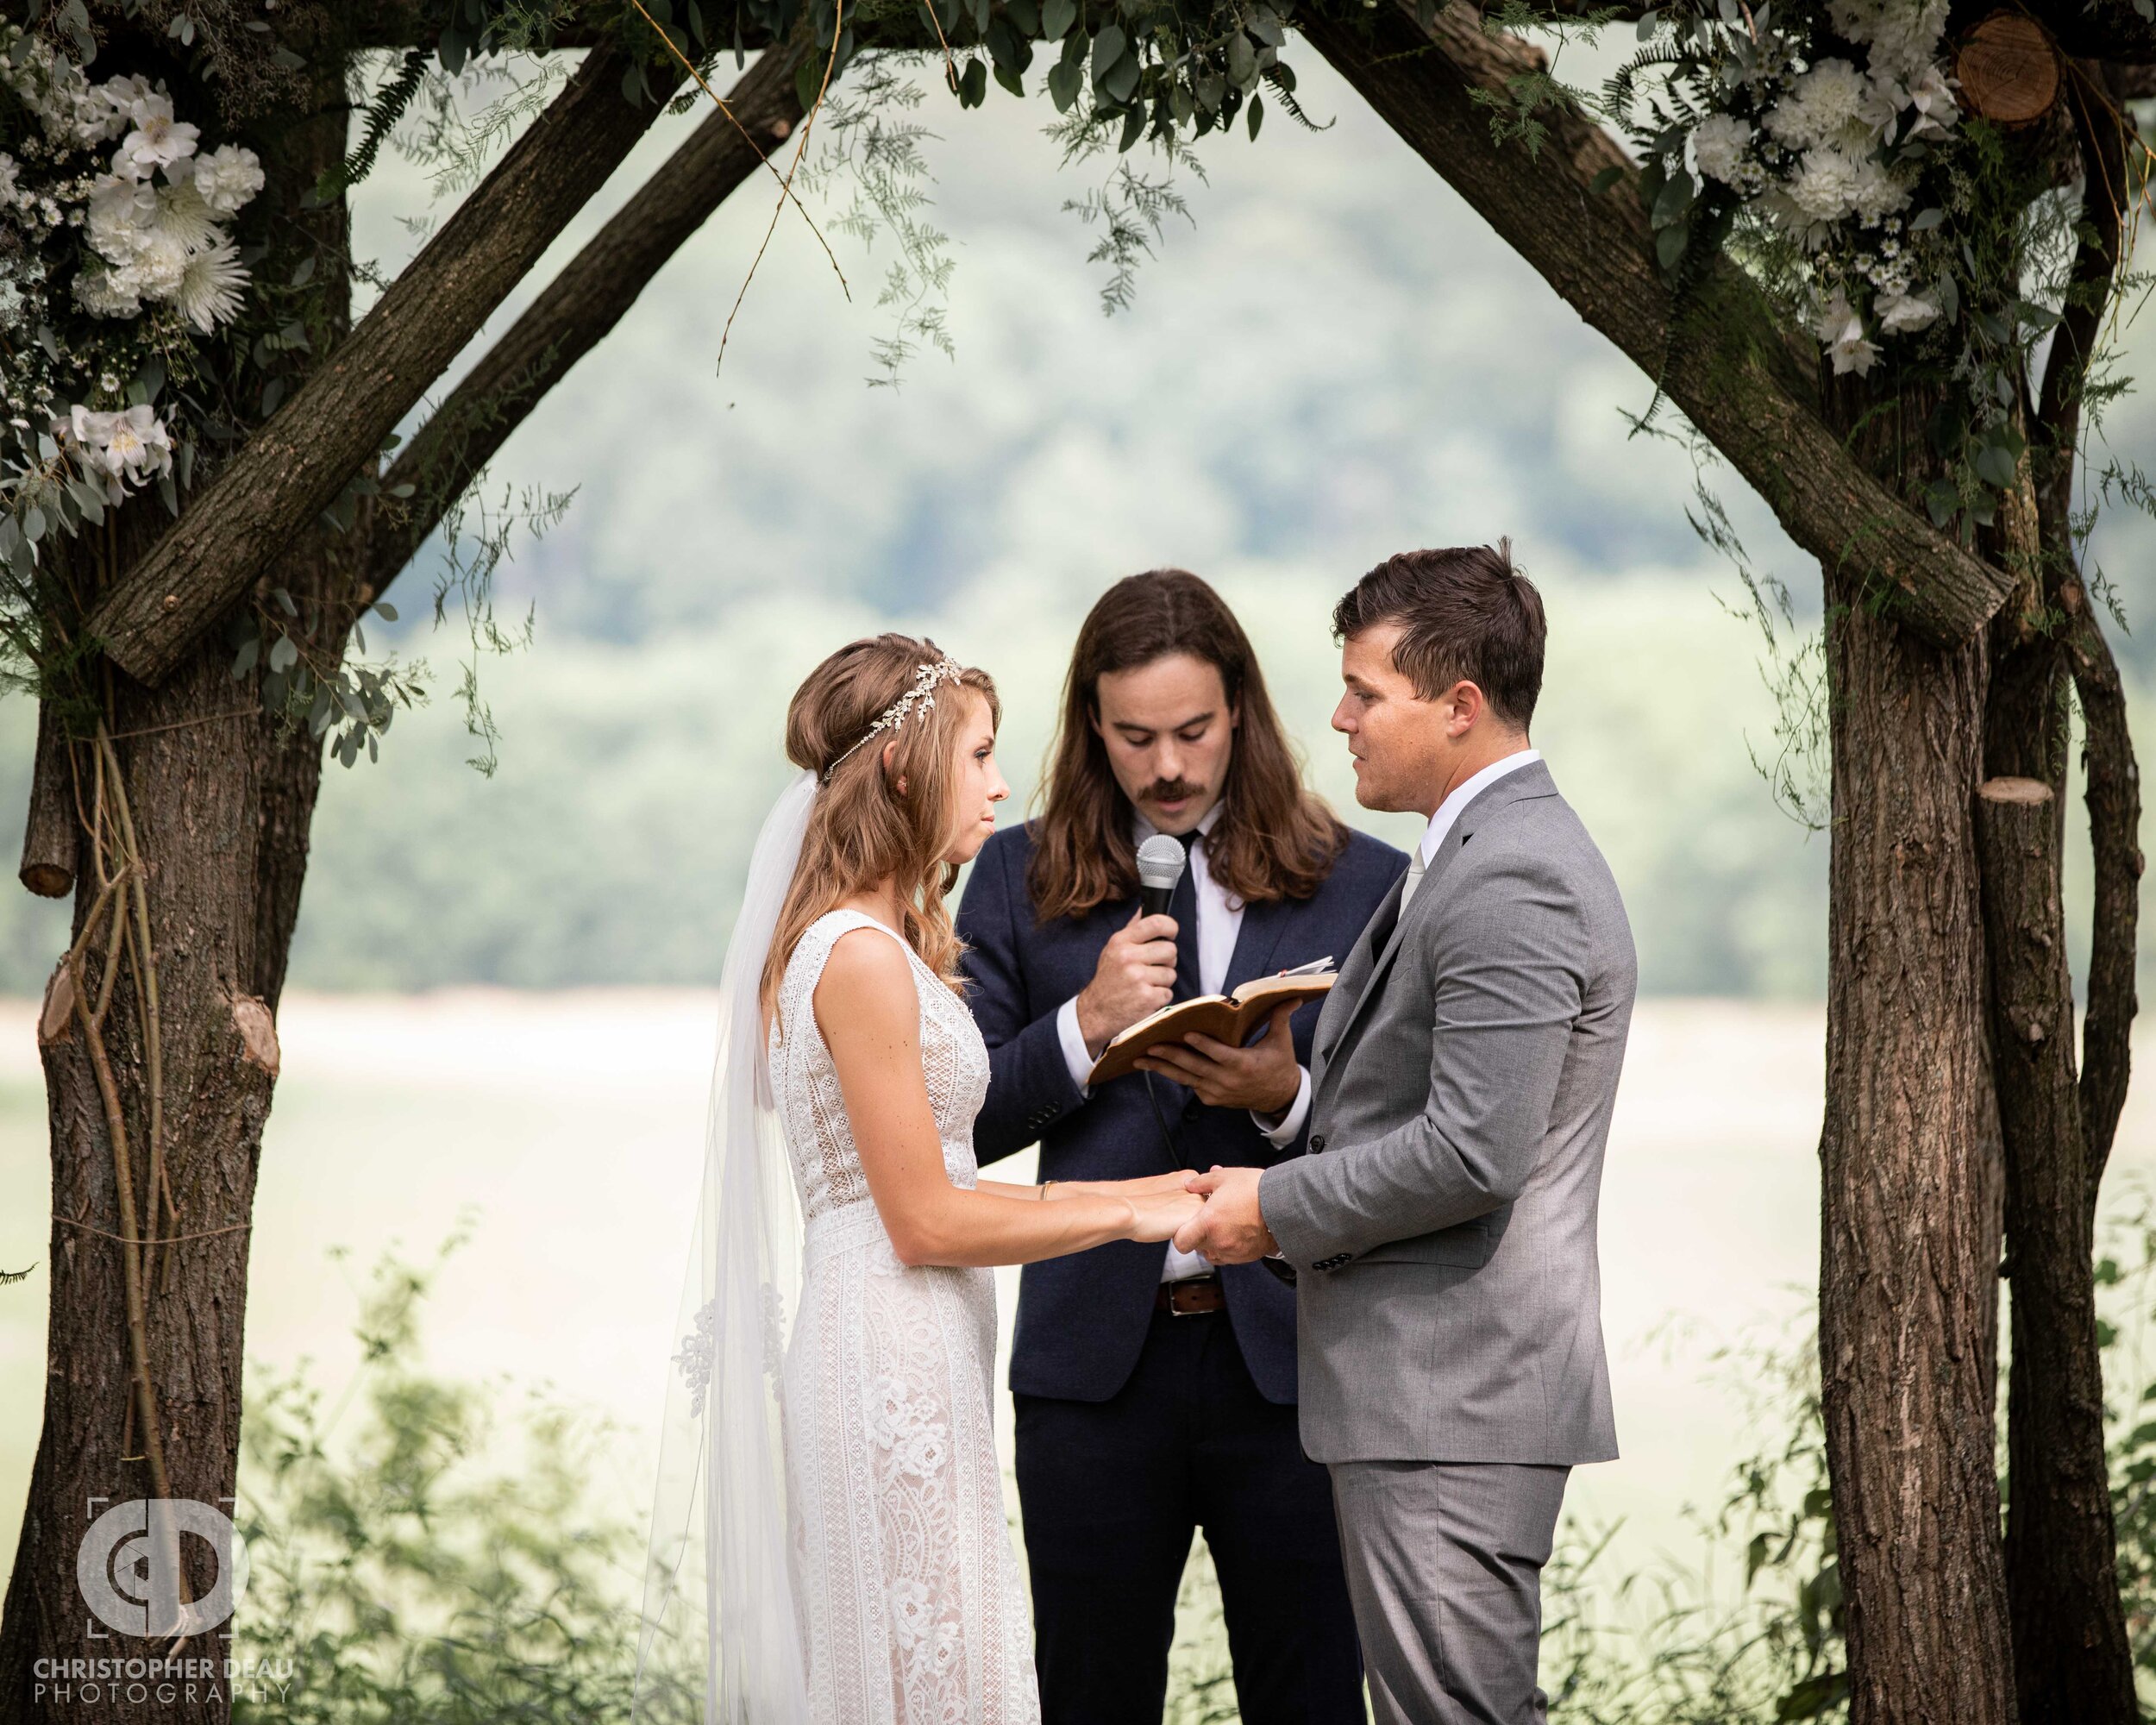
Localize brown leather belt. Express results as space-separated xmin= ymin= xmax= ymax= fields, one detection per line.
xmin=1155 ymin=1275 xmax=1226 ymax=1316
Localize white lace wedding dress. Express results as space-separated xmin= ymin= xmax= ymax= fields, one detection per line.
xmin=768 ymin=907 xmax=1041 ymax=1725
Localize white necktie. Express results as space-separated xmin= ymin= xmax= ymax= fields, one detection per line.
xmin=1398 ymin=846 xmax=1427 ymax=915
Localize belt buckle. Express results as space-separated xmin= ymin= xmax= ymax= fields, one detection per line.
xmin=1167 ymin=1275 xmax=1217 ymax=1316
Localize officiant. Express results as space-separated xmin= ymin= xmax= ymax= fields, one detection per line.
xmin=956 ymin=571 xmax=1404 ymax=1725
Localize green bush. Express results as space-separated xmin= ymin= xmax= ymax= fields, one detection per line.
xmin=232 ymin=1192 xmax=2156 ymax=1723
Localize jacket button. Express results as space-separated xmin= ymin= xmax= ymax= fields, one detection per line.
xmin=1309 ymin=1133 xmax=1326 ymax=1153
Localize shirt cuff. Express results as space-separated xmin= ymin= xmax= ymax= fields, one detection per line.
xmin=1252 ymin=1064 xmax=1312 ymax=1149
xmin=1055 ymin=995 xmax=1095 ymax=1097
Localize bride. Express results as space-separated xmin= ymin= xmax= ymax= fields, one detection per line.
xmin=633 ymin=633 xmax=1201 ymax=1725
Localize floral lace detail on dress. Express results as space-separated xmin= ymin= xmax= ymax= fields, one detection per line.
xmin=768 ymin=908 xmax=1037 ymax=1725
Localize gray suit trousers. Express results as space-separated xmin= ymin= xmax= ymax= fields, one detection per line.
xmin=1329 ymin=1460 xmax=1571 ymax=1725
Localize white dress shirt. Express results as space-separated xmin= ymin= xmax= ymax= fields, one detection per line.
xmin=1052 ymin=798 xmax=1313 ymax=1280
xmin=1410 ymin=748 xmax=1542 ymax=883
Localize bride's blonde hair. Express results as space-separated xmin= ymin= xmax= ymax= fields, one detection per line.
xmin=761 ymin=633 xmax=1000 ymax=1027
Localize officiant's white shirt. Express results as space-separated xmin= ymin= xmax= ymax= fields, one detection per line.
xmin=1052 ymin=798 xmax=1312 ymax=1280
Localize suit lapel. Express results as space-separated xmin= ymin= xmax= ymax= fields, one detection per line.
xmin=1313 ymin=762 xmax=1559 ymax=1095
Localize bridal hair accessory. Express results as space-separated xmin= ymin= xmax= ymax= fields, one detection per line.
xmin=820 ymin=654 xmax=966 ymax=783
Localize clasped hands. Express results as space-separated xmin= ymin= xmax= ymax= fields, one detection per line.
xmin=1052 ymin=1165 xmax=1276 ymax=1262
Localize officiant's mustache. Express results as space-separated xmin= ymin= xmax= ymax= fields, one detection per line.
xmin=1141 ymin=777 xmax=1205 ymax=806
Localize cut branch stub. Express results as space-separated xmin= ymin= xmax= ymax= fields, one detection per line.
xmin=85 ymin=44 xmax=679 ymax=687
xmin=1958 ymin=12 xmax=2060 ymax=126
xmin=20 ymin=703 xmax=78 ymax=898
xmin=1979 ymin=775 xmax=2056 ymax=806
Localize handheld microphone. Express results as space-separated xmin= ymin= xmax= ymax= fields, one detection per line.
xmin=1136 ymin=833 xmax=1187 ymax=919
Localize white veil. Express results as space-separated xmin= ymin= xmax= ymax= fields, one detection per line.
xmin=631 ymin=768 xmax=817 ymax=1725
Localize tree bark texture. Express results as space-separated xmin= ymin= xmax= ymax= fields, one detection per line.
xmin=85 ymin=42 xmax=679 ymax=687
xmin=1818 ymin=560 xmax=2015 ymax=1725
xmin=2 ymin=31 xmax=795 ymax=1722
xmin=1976 ymin=72 xmax=2141 ymax=1720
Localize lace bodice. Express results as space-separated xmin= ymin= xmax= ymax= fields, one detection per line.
xmin=768 ymin=908 xmax=992 ymax=1224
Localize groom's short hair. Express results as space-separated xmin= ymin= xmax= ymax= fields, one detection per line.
xmin=1332 ymin=543 xmax=1545 ymax=731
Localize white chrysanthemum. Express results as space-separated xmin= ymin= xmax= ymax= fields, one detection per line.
xmin=72 ymin=266 xmax=141 ymax=320
xmin=85 ymin=173 xmax=156 ymax=264
xmin=1862 ymin=0 xmax=1952 ymax=83
xmin=115 ymin=110 xmax=199 ymax=179
xmin=1789 ymin=148 xmax=1865 ymax=223
xmin=1692 ymin=113 xmax=1755 ymax=185
xmin=121 ymin=229 xmax=188 ymax=303
xmin=1796 ymin=60 xmax=1870 ymax=134
xmin=152 ymin=178 xmax=221 ymax=253
xmin=1848 ymin=154 xmax=1911 ymax=222
xmin=1876 ymin=290 xmax=1940 ymax=334
xmin=189 ymin=144 xmax=264 ymax=216
xmin=173 ymin=237 xmax=248 ymax=333
xmin=0 ymin=154 xmax=17 ymax=210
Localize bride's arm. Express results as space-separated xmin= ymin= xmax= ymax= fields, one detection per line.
xmin=975 ymin=1172 xmax=1189 ymax=1201
xmin=817 ymin=931 xmax=1199 ymax=1268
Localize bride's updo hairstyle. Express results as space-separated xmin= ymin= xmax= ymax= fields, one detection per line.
xmin=761 ymin=632 xmax=1000 ymax=1028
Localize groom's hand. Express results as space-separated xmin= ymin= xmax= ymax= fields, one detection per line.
xmin=1173 ymin=1165 xmax=1277 ymax=1264
xmin=1135 ymin=1002 xmax=1300 ymax=1113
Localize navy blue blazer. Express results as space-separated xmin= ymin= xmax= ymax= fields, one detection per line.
xmin=955 ymin=820 xmax=1407 ymax=1405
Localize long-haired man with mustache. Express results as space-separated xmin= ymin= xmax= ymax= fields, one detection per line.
xmin=956 ymin=571 xmax=1406 ymax=1723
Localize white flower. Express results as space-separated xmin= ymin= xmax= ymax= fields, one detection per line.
xmin=1789 ymin=149 xmax=1865 ymax=223
xmin=100 ymin=76 xmax=167 ymax=130
xmin=121 ymin=228 xmax=189 ymax=303
xmin=72 ymin=266 xmax=141 ymax=319
xmin=1692 ymin=114 xmax=1754 ymax=185
xmin=1767 ymin=60 xmax=1867 ymax=149
xmin=1848 ymin=154 xmax=1910 ymax=222
xmin=1813 ymin=289 xmax=1882 ymax=374
xmin=1876 ymin=290 xmax=1940 ymax=333
xmin=0 ymin=154 xmax=16 ymax=209
xmin=1897 ymin=64 xmax=1959 ymax=141
xmin=115 ymin=110 xmax=199 ymax=179
xmin=86 ymin=172 xmax=157 ymax=263
xmin=68 ymin=404 xmax=172 ymax=487
xmin=173 ymin=236 xmax=248 ymax=332
xmin=189 ymin=145 xmax=264 ymax=217
xmin=152 ymin=178 xmax=222 ymax=253
xmin=1861 ymin=0 xmax=1952 ymax=83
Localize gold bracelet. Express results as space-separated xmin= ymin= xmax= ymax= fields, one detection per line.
xmin=1040 ymin=1180 xmax=1055 ymax=1201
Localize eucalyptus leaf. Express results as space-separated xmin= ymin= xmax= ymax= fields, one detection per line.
xmin=1909 ymin=207 xmax=1945 ymax=230
xmin=1656 ymin=220 xmax=1689 ymax=271
xmin=268 ymin=633 xmax=299 ymax=674
xmin=1092 ymin=23 xmax=1126 ymax=81
xmin=1048 ymin=57 xmax=1081 ymax=110
xmin=1043 ymin=0 xmax=1076 ymax=38
xmin=1973 ymin=442 xmax=2017 ymax=488
xmin=1101 ymin=50 xmax=1140 ymax=103
xmin=1227 ymin=28 xmax=1256 ymax=86
xmin=373 ymin=600 xmax=399 ymax=623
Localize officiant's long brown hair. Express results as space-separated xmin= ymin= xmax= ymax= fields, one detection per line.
xmin=761 ymin=633 xmax=1000 ymax=1026
xmin=1027 ymin=571 xmax=1348 ymax=921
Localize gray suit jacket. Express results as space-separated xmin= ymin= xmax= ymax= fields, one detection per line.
xmin=1257 ymin=760 xmax=1634 ymax=1465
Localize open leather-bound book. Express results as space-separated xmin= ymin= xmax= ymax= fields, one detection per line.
xmin=1087 ymin=957 xmax=1337 ymax=1086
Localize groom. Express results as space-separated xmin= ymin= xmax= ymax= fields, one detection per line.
xmin=956 ymin=570 xmax=1404 ymax=1724
xmin=1176 ymin=543 xmax=1636 ymax=1724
